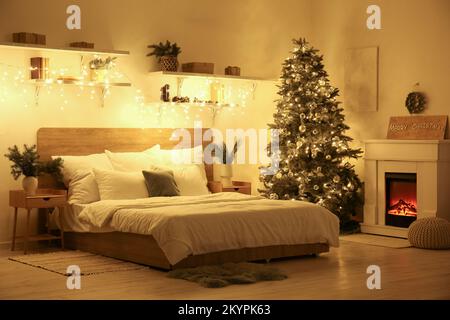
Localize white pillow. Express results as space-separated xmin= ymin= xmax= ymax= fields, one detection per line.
xmin=66 ymin=171 xmax=101 ymax=205
xmin=52 ymin=153 xmax=113 ymax=204
xmin=53 ymin=153 xmax=113 ymax=186
xmin=154 ymin=144 xmax=204 ymax=165
xmin=105 ymin=145 xmax=160 ymax=172
xmin=93 ymin=168 xmax=149 ymax=200
xmin=150 ymin=164 xmax=210 ymax=196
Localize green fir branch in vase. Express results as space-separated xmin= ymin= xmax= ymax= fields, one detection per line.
xmin=4 ymin=144 xmax=64 ymax=195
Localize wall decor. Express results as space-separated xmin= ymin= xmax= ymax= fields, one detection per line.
xmin=30 ymin=57 xmax=49 ymax=80
xmin=182 ymin=62 xmax=214 ymax=74
xmin=225 ymin=66 xmax=241 ymax=76
xmin=147 ymin=40 xmax=181 ymax=72
xmin=160 ymin=84 xmax=170 ymax=102
xmin=70 ymin=41 xmax=94 ymax=49
xmin=387 ymin=115 xmax=447 ymax=140
xmin=88 ymin=56 xmax=117 ymax=82
xmin=405 ymin=91 xmax=426 ymax=114
xmin=344 ymin=46 xmax=378 ymax=112
xmin=12 ymin=32 xmax=46 ymax=45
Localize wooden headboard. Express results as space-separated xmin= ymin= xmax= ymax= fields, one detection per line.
xmin=37 ymin=127 xmax=213 ymax=188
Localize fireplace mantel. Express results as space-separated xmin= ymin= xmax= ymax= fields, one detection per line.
xmin=362 ymin=139 xmax=450 ymax=238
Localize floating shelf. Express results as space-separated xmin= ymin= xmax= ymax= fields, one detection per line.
xmin=29 ymin=79 xmax=131 ymax=108
xmin=149 ymin=71 xmax=276 ymax=82
xmin=29 ymin=79 xmax=131 ymax=87
xmin=148 ymin=101 xmax=238 ymax=108
xmin=0 ymin=41 xmax=129 ymax=56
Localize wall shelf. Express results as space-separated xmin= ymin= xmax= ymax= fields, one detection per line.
xmin=29 ymin=79 xmax=131 ymax=87
xmin=149 ymin=71 xmax=276 ymax=82
xmin=148 ymin=101 xmax=236 ymax=124
xmin=0 ymin=41 xmax=129 ymax=56
xmin=29 ymin=79 xmax=131 ymax=107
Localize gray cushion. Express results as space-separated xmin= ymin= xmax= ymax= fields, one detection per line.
xmin=142 ymin=170 xmax=180 ymax=197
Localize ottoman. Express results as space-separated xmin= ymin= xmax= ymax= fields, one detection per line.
xmin=408 ymin=217 xmax=450 ymax=249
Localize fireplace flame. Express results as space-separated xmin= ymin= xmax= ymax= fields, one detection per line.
xmin=388 ymin=199 xmax=417 ymax=217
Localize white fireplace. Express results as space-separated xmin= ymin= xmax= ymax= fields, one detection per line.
xmin=361 ymin=139 xmax=450 ymax=238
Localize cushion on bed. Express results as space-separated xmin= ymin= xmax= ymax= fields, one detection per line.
xmin=106 ymin=146 xmax=209 ymax=196
xmin=52 ymin=153 xmax=113 ymax=204
xmin=154 ymin=144 xmax=204 ymax=165
xmin=93 ymin=168 xmax=149 ymax=200
xmin=142 ymin=170 xmax=180 ymax=197
xmin=149 ymin=164 xmax=210 ymax=196
xmin=105 ymin=145 xmax=160 ymax=172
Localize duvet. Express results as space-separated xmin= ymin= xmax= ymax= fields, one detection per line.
xmin=78 ymin=192 xmax=340 ymax=264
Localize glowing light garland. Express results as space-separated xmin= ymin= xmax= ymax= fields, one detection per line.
xmin=0 ymin=57 xmax=253 ymax=126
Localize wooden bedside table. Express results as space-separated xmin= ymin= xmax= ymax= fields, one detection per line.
xmin=9 ymin=189 xmax=68 ymax=254
xmin=208 ymin=181 xmax=252 ymax=195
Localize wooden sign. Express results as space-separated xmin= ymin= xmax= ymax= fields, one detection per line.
xmin=387 ymin=115 xmax=447 ymax=140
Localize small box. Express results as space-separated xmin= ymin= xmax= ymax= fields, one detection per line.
xmin=13 ymin=32 xmax=36 ymax=44
xmin=30 ymin=57 xmax=49 ymax=80
xmin=182 ymin=62 xmax=214 ymax=74
xmin=70 ymin=42 xmax=94 ymax=49
xmin=35 ymin=34 xmax=46 ymax=45
xmin=12 ymin=32 xmax=46 ymax=45
xmin=225 ymin=66 xmax=241 ymax=76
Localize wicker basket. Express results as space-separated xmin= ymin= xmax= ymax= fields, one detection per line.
xmin=159 ymin=56 xmax=179 ymax=72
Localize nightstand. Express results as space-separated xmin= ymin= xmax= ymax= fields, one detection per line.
xmin=9 ymin=189 xmax=68 ymax=254
xmin=207 ymin=181 xmax=252 ymax=195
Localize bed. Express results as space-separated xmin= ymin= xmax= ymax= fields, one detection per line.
xmin=37 ymin=127 xmax=339 ymax=270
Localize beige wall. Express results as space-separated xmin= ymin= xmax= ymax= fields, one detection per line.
xmin=309 ymin=0 xmax=450 ymax=175
xmin=0 ymin=0 xmax=449 ymax=243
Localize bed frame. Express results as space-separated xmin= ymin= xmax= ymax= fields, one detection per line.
xmin=37 ymin=127 xmax=329 ymax=270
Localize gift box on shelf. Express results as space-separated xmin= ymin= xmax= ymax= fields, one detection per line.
xmin=182 ymin=62 xmax=214 ymax=74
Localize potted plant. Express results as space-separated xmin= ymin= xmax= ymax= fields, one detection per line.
xmin=88 ymin=56 xmax=117 ymax=82
xmin=147 ymin=40 xmax=181 ymax=72
xmin=212 ymin=141 xmax=240 ymax=187
xmin=4 ymin=144 xmax=64 ymax=195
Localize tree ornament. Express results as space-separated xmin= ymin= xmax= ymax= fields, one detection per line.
xmin=299 ymin=125 xmax=307 ymax=133
xmin=326 ymin=155 xmax=332 ymax=160
xmin=333 ymin=175 xmax=340 ymax=183
xmin=276 ymin=172 xmax=282 ymax=179
xmin=313 ymin=185 xmax=320 ymax=191
xmin=312 ymin=129 xmax=319 ymax=135
xmin=300 ymin=113 xmax=306 ymax=119
xmin=283 ymin=194 xmax=290 ymax=200
xmin=269 ymin=193 xmax=279 ymax=200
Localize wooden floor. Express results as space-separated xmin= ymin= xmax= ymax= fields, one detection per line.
xmin=0 ymin=241 xmax=449 ymax=300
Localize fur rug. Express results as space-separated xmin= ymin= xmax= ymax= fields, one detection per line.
xmin=167 ymin=262 xmax=287 ymax=288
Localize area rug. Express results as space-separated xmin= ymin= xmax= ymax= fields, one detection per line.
xmin=8 ymin=250 xmax=146 ymax=276
xmin=167 ymin=262 xmax=287 ymax=288
xmin=340 ymin=233 xmax=411 ymax=248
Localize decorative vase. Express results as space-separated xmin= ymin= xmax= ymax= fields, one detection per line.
xmin=22 ymin=176 xmax=38 ymax=195
xmin=90 ymin=68 xmax=108 ymax=82
xmin=159 ymin=56 xmax=179 ymax=72
xmin=219 ymin=164 xmax=233 ymax=187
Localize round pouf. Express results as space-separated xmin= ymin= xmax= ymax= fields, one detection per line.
xmin=408 ymin=217 xmax=450 ymax=249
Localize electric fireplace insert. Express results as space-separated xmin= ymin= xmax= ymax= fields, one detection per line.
xmin=385 ymin=172 xmax=417 ymax=228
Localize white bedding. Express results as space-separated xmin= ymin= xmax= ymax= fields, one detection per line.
xmin=77 ymin=193 xmax=340 ymax=265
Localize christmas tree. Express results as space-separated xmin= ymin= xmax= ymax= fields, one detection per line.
xmin=259 ymin=38 xmax=363 ymax=231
